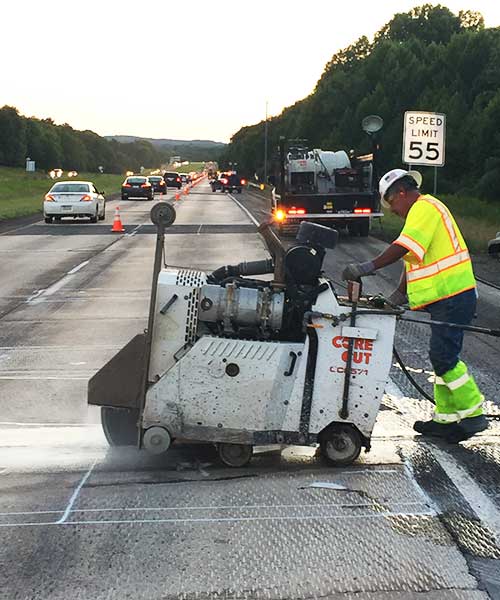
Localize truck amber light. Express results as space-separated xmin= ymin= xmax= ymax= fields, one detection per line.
xmin=275 ymin=209 xmax=286 ymax=221
xmin=354 ymin=208 xmax=372 ymax=214
xmin=44 ymin=194 xmax=55 ymax=202
xmin=80 ymin=194 xmax=92 ymax=202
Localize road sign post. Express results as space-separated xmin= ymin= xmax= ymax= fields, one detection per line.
xmin=403 ymin=111 xmax=446 ymax=194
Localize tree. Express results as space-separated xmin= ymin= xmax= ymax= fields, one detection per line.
xmin=0 ymin=106 xmax=27 ymax=166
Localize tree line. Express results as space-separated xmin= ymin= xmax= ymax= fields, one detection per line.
xmin=0 ymin=107 xmax=222 ymax=174
xmin=221 ymin=5 xmax=500 ymax=200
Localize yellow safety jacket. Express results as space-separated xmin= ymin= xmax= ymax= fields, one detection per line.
xmin=394 ymin=194 xmax=476 ymax=310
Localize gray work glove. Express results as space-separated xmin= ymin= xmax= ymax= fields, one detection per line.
xmin=342 ymin=261 xmax=375 ymax=281
xmin=386 ymin=289 xmax=408 ymax=308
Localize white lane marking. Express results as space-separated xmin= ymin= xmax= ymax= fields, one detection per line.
xmin=27 ymin=275 xmax=73 ymax=304
xmin=25 ymin=289 xmax=45 ymax=303
xmin=196 ymin=224 xmax=202 ymax=235
xmin=0 ymin=468 xmax=8 ymax=475
xmin=0 ymin=500 xmax=428 ymax=518
xmin=56 ymin=459 xmax=97 ymax=524
xmin=228 ymin=193 xmax=260 ymax=227
xmin=427 ymin=443 xmax=500 ymax=545
xmin=67 ymin=260 xmax=89 ymax=275
xmin=125 ymin=224 xmax=142 ymax=237
xmin=0 ymin=510 xmax=435 ymax=528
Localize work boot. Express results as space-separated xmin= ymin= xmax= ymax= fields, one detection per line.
xmin=413 ymin=420 xmax=451 ymax=438
xmin=446 ymin=414 xmax=489 ymax=443
xmin=414 ymin=415 xmax=488 ymax=443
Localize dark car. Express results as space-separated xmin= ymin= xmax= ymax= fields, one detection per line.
xmin=179 ymin=173 xmax=190 ymax=185
xmin=163 ymin=171 xmax=182 ymax=189
xmin=121 ymin=176 xmax=154 ymax=200
xmin=212 ymin=172 xmax=246 ymax=193
xmin=147 ymin=175 xmax=167 ymax=194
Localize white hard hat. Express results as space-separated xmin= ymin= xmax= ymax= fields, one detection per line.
xmin=379 ymin=169 xmax=422 ymax=208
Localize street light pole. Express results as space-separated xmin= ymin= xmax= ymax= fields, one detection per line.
xmin=264 ymin=100 xmax=268 ymax=185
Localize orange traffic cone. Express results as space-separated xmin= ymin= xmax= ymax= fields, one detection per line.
xmin=111 ymin=205 xmax=125 ymax=232
xmin=175 ymin=191 xmax=180 ymax=201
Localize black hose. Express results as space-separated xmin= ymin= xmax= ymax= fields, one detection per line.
xmin=393 ymin=346 xmax=434 ymax=403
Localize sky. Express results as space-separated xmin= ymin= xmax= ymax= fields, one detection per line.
xmin=1 ymin=0 xmax=500 ymax=143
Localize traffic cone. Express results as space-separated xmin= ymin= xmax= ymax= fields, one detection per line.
xmin=175 ymin=191 xmax=180 ymax=201
xmin=111 ymin=205 xmax=125 ymax=232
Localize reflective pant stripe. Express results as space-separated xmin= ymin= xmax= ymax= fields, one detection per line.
xmin=447 ymin=372 xmax=471 ymax=391
xmin=434 ymin=399 xmax=483 ymax=423
xmin=435 ymin=372 xmax=471 ymax=390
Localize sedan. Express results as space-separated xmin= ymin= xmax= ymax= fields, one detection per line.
xmin=147 ymin=175 xmax=167 ymax=194
xmin=179 ymin=173 xmax=189 ymax=185
xmin=163 ymin=171 xmax=182 ymax=189
xmin=121 ymin=176 xmax=154 ymax=200
xmin=43 ymin=181 xmax=105 ymax=223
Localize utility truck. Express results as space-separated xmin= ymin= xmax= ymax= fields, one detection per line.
xmin=272 ymin=115 xmax=384 ymax=237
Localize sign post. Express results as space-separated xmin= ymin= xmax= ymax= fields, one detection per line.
xmin=402 ymin=111 xmax=446 ymax=194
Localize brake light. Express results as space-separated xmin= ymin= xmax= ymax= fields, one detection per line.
xmin=141 ymin=183 xmax=151 ymax=188
xmin=354 ymin=208 xmax=372 ymax=214
xmin=221 ymin=178 xmax=228 ymax=184
xmin=80 ymin=194 xmax=92 ymax=202
xmin=240 ymin=179 xmax=246 ymax=185
xmin=123 ymin=183 xmax=131 ymax=187
xmin=176 ymin=177 xmax=181 ymax=182
xmin=44 ymin=194 xmax=55 ymax=202
xmin=275 ymin=209 xmax=286 ymax=222
xmin=287 ymin=207 xmax=306 ymax=215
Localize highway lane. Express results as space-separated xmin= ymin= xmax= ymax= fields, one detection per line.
xmin=1 ymin=180 xmax=500 ymax=599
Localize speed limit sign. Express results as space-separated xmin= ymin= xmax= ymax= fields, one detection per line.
xmin=403 ymin=111 xmax=446 ymax=167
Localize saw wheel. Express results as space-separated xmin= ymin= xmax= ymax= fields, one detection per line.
xmin=217 ymin=443 xmax=253 ymax=467
xmin=319 ymin=423 xmax=362 ymax=466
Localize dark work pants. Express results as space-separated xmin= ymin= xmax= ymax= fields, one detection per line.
xmin=426 ymin=288 xmax=477 ymax=376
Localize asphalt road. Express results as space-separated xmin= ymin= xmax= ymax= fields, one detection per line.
xmin=1 ymin=181 xmax=500 ymax=600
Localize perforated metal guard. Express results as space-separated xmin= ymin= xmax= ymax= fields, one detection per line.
xmin=176 ymin=270 xmax=204 ymax=344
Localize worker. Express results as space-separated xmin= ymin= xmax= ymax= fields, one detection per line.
xmin=342 ymin=169 xmax=487 ymax=443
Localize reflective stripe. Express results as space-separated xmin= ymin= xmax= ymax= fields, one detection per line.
xmin=434 ymin=399 xmax=483 ymax=423
xmin=435 ymin=376 xmax=445 ymax=385
xmin=407 ymin=249 xmax=470 ymax=282
xmin=422 ymin=197 xmax=461 ymax=253
xmin=447 ymin=372 xmax=471 ymax=391
xmin=395 ymin=234 xmax=425 ymax=261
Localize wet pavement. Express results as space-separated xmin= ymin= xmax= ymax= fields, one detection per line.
xmin=0 ymin=181 xmax=499 ymax=599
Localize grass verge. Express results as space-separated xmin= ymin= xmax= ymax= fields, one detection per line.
xmin=371 ymin=193 xmax=500 ymax=254
xmin=0 ymin=167 xmax=125 ymax=221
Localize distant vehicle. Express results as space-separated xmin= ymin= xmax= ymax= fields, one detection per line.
xmin=488 ymin=232 xmax=500 ymax=256
xmin=43 ymin=180 xmax=106 ymax=224
xmin=212 ymin=172 xmax=246 ymax=194
xmin=121 ymin=176 xmax=154 ymax=200
xmin=163 ymin=171 xmax=182 ymax=189
xmin=179 ymin=173 xmax=190 ymax=184
xmin=147 ymin=175 xmax=167 ymax=194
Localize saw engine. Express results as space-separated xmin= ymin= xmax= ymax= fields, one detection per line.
xmin=88 ymin=203 xmax=397 ymax=467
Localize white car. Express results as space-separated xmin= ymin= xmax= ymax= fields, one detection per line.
xmin=43 ymin=181 xmax=106 ymax=224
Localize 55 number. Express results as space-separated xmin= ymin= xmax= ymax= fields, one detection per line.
xmin=408 ymin=141 xmax=440 ymax=161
